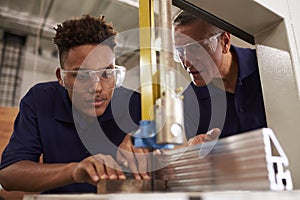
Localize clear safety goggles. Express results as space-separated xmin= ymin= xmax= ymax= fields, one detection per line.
xmin=174 ymin=32 xmax=223 ymax=62
xmin=60 ymin=65 xmax=125 ymax=91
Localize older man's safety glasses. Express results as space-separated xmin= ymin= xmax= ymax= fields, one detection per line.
xmin=174 ymin=32 xmax=223 ymax=62
xmin=60 ymin=65 xmax=125 ymax=91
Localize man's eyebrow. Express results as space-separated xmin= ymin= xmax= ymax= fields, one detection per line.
xmin=77 ymin=68 xmax=89 ymax=71
xmin=102 ymin=64 xmax=114 ymax=70
xmin=69 ymin=67 xmax=81 ymax=70
xmin=70 ymin=63 xmax=114 ymax=71
xmin=92 ymin=65 xmax=114 ymax=71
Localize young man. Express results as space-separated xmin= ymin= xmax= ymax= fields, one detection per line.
xmin=0 ymin=15 xmax=144 ymax=194
xmin=173 ymin=11 xmax=267 ymax=142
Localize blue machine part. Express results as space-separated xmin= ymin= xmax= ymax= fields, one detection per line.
xmin=133 ymin=120 xmax=174 ymax=149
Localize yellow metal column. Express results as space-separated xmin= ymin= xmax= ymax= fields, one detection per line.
xmin=139 ymin=0 xmax=156 ymax=120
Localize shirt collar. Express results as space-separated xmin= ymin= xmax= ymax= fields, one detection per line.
xmin=54 ymin=83 xmax=73 ymax=123
xmin=189 ymin=83 xmax=225 ymax=100
xmin=231 ymin=45 xmax=258 ymax=81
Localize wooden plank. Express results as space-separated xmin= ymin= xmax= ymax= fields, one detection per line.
xmin=0 ymin=106 xmax=18 ymax=155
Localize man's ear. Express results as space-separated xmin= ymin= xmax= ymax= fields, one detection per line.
xmin=221 ymin=32 xmax=231 ymax=54
xmin=56 ymin=67 xmax=63 ymax=86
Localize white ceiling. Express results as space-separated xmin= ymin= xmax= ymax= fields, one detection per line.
xmin=0 ymin=0 xmax=181 ymax=69
xmin=0 ymin=0 xmax=140 ymax=38
xmin=0 ymin=0 xmax=144 ymax=70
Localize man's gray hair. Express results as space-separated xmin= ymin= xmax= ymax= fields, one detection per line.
xmin=173 ymin=10 xmax=224 ymax=34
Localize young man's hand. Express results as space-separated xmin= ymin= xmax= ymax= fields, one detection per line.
xmin=116 ymin=134 xmax=151 ymax=180
xmin=72 ymin=154 xmax=126 ymax=186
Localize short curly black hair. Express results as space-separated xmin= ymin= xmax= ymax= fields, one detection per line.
xmin=53 ymin=14 xmax=117 ymax=67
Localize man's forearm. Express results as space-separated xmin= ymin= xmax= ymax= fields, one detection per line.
xmin=0 ymin=160 xmax=77 ymax=192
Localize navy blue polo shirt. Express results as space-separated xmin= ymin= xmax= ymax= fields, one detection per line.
xmin=0 ymin=82 xmax=141 ymax=193
xmin=183 ymin=45 xmax=267 ymax=139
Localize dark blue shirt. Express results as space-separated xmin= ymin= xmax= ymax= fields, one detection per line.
xmin=183 ymin=45 xmax=267 ymax=139
xmin=0 ymin=82 xmax=141 ymax=193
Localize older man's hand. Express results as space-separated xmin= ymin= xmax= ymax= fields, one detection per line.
xmin=188 ymin=128 xmax=221 ymax=146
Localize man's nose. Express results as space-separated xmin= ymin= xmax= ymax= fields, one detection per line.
xmin=182 ymin=56 xmax=193 ymax=70
xmin=92 ymin=74 xmax=100 ymax=83
xmin=178 ymin=49 xmax=191 ymax=68
xmin=94 ymin=81 xmax=103 ymax=92
xmin=89 ymin=76 xmax=103 ymax=92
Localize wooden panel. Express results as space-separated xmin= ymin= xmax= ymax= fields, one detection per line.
xmin=0 ymin=106 xmax=18 ymax=155
xmin=0 ymin=106 xmax=22 ymax=199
